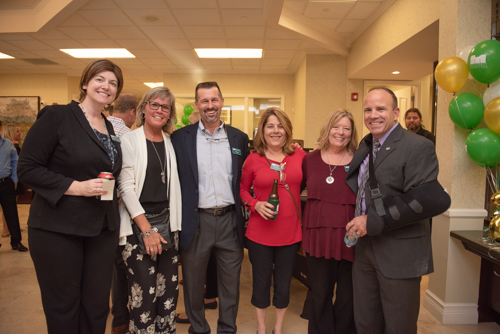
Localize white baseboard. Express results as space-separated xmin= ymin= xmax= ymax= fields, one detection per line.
xmin=424 ymin=289 xmax=478 ymax=324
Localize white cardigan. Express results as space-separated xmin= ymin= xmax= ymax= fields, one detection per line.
xmin=117 ymin=126 xmax=182 ymax=246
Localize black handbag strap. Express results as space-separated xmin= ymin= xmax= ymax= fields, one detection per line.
xmin=368 ymin=142 xmax=386 ymax=217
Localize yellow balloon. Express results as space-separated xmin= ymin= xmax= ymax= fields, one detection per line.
xmin=435 ymin=57 xmax=469 ymax=93
xmin=484 ymin=97 xmax=500 ymax=134
xmin=491 ymin=191 xmax=500 ymax=206
xmin=490 ymin=214 xmax=500 ymax=242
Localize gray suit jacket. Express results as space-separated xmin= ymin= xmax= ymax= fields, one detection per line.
xmin=346 ymin=124 xmax=438 ymax=279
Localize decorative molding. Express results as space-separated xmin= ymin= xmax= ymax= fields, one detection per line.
xmin=424 ymin=289 xmax=478 ymax=325
xmin=442 ymin=208 xmax=488 ymax=219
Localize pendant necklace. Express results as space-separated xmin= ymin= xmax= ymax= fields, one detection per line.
xmin=149 ymin=139 xmax=166 ymax=184
xmin=326 ymin=149 xmax=347 ymax=184
xmin=80 ymin=104 xmax=115 ymax=168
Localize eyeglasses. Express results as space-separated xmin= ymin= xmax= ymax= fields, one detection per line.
xmin=147 ymin=101 xmax=172 ymax=112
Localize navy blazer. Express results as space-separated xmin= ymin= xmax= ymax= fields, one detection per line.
xmin=346 ymin=124 xmax=438 ymax=279
xmin=171 ymin=122 xmax=249 ymax=250
xmin=18 ymin=101 xmax=122 ymax=236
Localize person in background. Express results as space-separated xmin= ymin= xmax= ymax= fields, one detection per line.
xmin=346 ymin=87 xmax=438 ymax=334
xmin=0 ymin=121 xmax=27 ymax=252
xmin=117 ymin=86 xmax=182 ymax=334
xmin=171 ymin=81 xmax=249 ymax=334
xmin=1 ymin=123 xmax=24 ymax=239
xmin=107 ymin=92 xmax=139 ymax=334
xmin=18 ymin=59 xmax=123 ymax=333
xmin=176 ymin=108 xmax=219 ymax=325
xmin=404 ymin=108 xmax=435 ymax=144
xmin=301 ymin=109 xmax=358 ymax=334
xmin=108 ymin=93 xmax=138 ymax=137
xmin=240 ymin=107 xmax=305 ymax=334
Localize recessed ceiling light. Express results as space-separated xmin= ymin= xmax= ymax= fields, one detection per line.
xmin=392 ymin=71 xmax=400 ymax=74
xmin=195 ymin=49 xmax=262 ymax=58
xmin=140 ymin=15 xmax=164 ymax=23
xmin=144 ymin=82 xmax=164 ymax=88
xmin=0 ymin=52 xmax=14 ymax=59
xmin=60 ymin=49 xmax=135 ymax=58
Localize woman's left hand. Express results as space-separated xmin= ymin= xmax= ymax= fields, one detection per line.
xmin=144 ymin=231 xmax=167 ymax=256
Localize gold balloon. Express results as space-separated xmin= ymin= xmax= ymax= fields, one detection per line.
xmin=435 ymin=57 xmax=469 ymax=93
xmin=484 ymin=97 xmax=500 ymax=134
xmin=491 ymin=191 xmax=500 ymax=206
xmin=490 ymin=214 xmax=500 ymax=242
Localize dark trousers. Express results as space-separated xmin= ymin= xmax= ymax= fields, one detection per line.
xmin=111 ymin=245 xmax=129 ymax=328
xmin=0 ymin=176 xmax=22 ymax=246
xmin=123 ymin=232 xmax=179 ymax=334
xmin=29 ymin=226 xmax=118 ymax=334
xmin=353 ymin=238 xmax=421 ymax=334
xmin=246 ymin=238 xmax=300 ymax=309
xmin=306 ymin=254 xmax=356 ymax=334
xmin=181 ymin=210 xmax=243 ymax=334
xmin=205 ymin=250 xmax=218 ymax=299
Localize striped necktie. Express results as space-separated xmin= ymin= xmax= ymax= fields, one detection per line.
xmin=354 ymin=139 xmax=380 ymax=217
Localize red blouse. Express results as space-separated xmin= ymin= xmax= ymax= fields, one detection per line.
xmin=240 ymin=149 xmax=306 ymax=246
xmin=302 ymin=149 xmax=355 ymax=261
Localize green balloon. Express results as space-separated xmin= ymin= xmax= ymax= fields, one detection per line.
xmin=448 ymin=93 xmax=484 ymax=129
xmin=181 ymin=114 xmax=190 ymax=125
xmin=466 ymin=128 xmax=500 ymax=167
xmin=175 ymin=117 xmax=178 ymax=124
xmin=184 ymin=105 xmax=194 ymax=115
xmin=176 ymin=124 xmax=182 ymax=130
xmin=468 ymin=40 xmax=500 ymax=84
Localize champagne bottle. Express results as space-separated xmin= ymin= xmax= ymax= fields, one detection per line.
xmin=267 ymin=179 xmax=279 ymax=220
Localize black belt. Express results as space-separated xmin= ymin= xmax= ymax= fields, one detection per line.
xmin=199 ymin=205 xmax=234 ymax=216
xmin=0 ymin=176 xmax=11 ymax=183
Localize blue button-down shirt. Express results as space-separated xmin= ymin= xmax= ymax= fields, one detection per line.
xmin=0 ymin=136 xmax=18 ymax=182
xmin=196 ymin=121 xmax=234 ymax=208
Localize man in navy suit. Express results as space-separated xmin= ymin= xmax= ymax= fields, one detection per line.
xmin=346 ymin=87 xmax=439 ymax=334
xmin=171 ymin=82 xmax=249 ymax=334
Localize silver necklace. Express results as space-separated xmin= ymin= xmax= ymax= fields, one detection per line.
xmin=149 ymin=139 xmax=166 ymax=184
xmin=326 ymin=149 xmax=347 ymax=184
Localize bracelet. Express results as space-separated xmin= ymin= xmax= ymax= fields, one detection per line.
xmin=142 ymin=227 xmax=158 ymax=238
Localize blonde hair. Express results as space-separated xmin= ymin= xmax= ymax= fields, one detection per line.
xmin=317 ymin=109 xmax=358 ymax=153
xmin=254 ymin=107 xmax=294 ymax=156
xmin=136 ymin=87 xmax=177 ymax=135
xmin=2 ymin=123 xmax=19 ymax=142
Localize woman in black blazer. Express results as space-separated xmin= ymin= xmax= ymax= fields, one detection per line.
xmin=18 ymin=59 xmax=124 ymax=334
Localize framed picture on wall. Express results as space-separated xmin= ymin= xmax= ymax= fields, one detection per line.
xmin=222 ymin=106 xmax=231 ymax=125
xmin=0 ymin=96 xmax=39 ymax=123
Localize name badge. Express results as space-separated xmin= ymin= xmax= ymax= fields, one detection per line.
xmin=344 ymin=166 xmax=350 ymax=172
xmin=270 ymin=163 xmax=281 ymax=171
xmin=111 ymin=135 xmax=121 ymax=143
xmin=232 ymin=148 xmax=241 ymax=155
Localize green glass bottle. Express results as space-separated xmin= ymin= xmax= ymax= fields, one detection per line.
xmin=267 ymin=179 xmax=279 ymax=220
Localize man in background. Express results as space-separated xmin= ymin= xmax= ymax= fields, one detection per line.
xmin=0 ymin=120 xmax=28 ymax=252
xmin=108 ymin=93 xmax=138 ymax=137
xmin=404 ymin=108 xmax=436 ymax=144
xmin=107 ymin=93 xmax=138 ymax=334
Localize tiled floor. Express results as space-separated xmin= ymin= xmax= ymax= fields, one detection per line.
xmin=1 ymin=204 xmax=499 ymax=334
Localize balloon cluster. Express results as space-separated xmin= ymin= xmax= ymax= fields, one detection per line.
xmin=435 ymin=39 xmax=500 ymax=168
xmin=175 ymin=104 xmax=195 ymax=130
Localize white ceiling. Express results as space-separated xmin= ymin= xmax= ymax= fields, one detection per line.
xmin=0 ymin=0 xmax=438 ymax=97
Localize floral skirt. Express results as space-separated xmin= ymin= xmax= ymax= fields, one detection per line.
xmin=123 ymin=231 xmax=179 ymax=334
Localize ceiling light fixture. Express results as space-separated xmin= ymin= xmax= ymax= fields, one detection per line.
xmin=60 ymin=49 xmax=135 ymax=58
xmin=392 ymin=71 xmax=400 ymax=74
xmin=0 ymin=52 xmax=14 ymax=59
xmin=144 ymin=82 xmax=164 ymax=88
xmin=195 ymin=49 xmax=262 ymax=58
